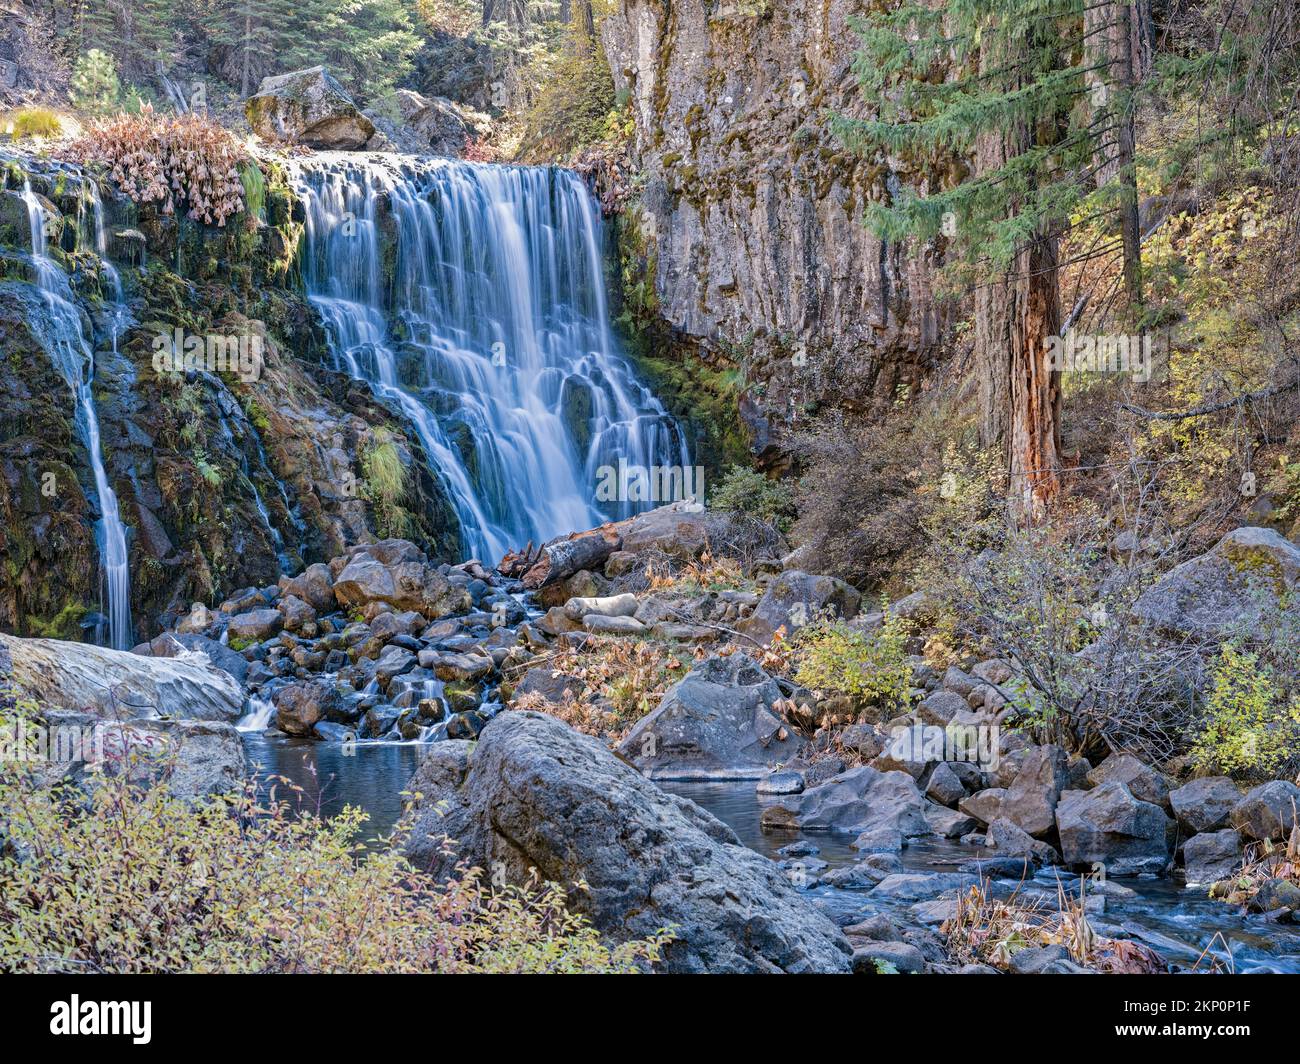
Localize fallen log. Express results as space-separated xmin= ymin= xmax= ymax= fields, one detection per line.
xmin=520 ymin=525 xmax=623 ymax=589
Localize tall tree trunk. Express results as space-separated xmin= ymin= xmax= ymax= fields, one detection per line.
xmin=1087 ymin=2 xmax=1143 ymax=314
xmin=973 ymin=65 xmax=1063 ymax=520
xmin=1115 ymin=1 xmax=1143 ymax=314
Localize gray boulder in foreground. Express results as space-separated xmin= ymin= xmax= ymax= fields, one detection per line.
xmin=616 ymin=653 xmax=803 ymax=780
xmin=401 ymin=710 xmax=852 ymax=973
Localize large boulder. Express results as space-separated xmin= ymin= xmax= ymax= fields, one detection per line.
xmin=384 ymin=89 xmax=475 ymax=155
xmin=1169 ymin=776 xmax=1240 ymax=834
xmin=273 ymin=680 xmax=344 ymax=736
xmin=738 ymin=570 xmax=861 ymax=645
xmin=617 ymin=654 xmax=803 ymax=780
xmin=0 ymin=633 xmax=243 ymax=722
xmin=333 ymin=545 xmax=471 ymax=619
xmin=226 ymin=608 xmax=283 ymax=645
xmin=1229 ymin=780 xmax=1300 ymax=841
xmin=245 ymin=66 xmax=375 ymax=150
xmin=42 ymin=710 xmax=247 ymax=801
xmin=1131 ymin=526 xmax=1300 ymax=642
xmin=999 ymin=745 xmax=1070 ymax=837
xmin=401 ymin=711 xmax=853 ymax=973
xmin=1056 ymin=782 xmax=1173 ymax=876
xmin=1183 ymin=829 xmax=1242 ymax=885
xmin=759 ymin=765 xmax=929 ymax=836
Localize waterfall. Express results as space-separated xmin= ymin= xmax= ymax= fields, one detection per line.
xmin=21 ymin=181 xmax=133 ymax=650
xmin=292 ymin=156 xmax=690 ymax=562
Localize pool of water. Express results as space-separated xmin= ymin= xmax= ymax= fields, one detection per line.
xmin=241 ymin=736 xmax=1300 ymax=972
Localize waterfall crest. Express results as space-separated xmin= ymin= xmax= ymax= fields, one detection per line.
xmin=292 ymin=155 xmax=690 ymax=562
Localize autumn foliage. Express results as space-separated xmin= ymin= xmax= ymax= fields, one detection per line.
xmin=65 ymin=107 xmax=248 ymax=227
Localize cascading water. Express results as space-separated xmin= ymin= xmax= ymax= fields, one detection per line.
xmin=293 ymin=156 xmax=691 ymax=562
xmin=21 ymin=181 xmax=133 ymax=649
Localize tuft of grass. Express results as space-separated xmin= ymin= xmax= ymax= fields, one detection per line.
xmin=5 ymin=108 xmax=62 ymax=140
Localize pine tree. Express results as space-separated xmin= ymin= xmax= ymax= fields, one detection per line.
xmin=836 ymin=1 xmax=1145 ymax=520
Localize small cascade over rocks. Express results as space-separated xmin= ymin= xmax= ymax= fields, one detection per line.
xmin=19 ymin=180 xmax=133 ymax=650
xmin=291 ymin=154 xmax=691 ymax=563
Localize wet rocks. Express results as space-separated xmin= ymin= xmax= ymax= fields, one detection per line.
xmin=1056 ymin=782 xmax=1173 ymax=876
xmin=227 ymin=608 xmax=283 ymax=645
xmin=273 ymin=680 xmax=344 ymax=736
xmin=332 ymin=543 xmax=471 ymax=619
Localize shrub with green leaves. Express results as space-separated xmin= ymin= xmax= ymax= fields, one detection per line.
xmin=793 ymin=611 xmax=914 ymax=712
xmin=0 ymin=700 xmax=670 ymax=972
xmin=710 ymin=464 xmax=796 ymax=532
xmin=1191 ymin=643 xmax=1300 ymax=780
xmin=361 ymin=430 xmax=411 ymax=539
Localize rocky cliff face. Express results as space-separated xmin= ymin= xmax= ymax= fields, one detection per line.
xmin=602 ymin=0 xmax=950 ymax=466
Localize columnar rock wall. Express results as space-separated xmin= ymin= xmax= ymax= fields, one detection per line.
xmin=602 ymin=0 xmax=951 ymax=460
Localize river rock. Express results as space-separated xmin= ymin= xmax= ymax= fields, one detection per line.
xmin=401 ymin=711 xmax=853 ymax=973
xmin=870 ymin=872 xmax=977 ymax=901
xmin=226 ymin=608 xmax=283 ymax=646
xmin=1056 ymin=782 xmax=1173 ymax=876
xmin=418 ymin=649 xmax=492 ymax=682
xmin=759 ymin=765 xmax=929 ymax=836
xmin=757 ymin=770 xmax=805 ymax=795
xmin=0 ymin=633 xmax=244 ymax=722
xmin=277 ymin=594 xmax=316 ymax=633
xmin=737 ymin=570 xmax=861 ymax=645
xmin=617 ymin=653 xmax=802 ymax=780
xmin=246 ymin=66 xmax=375 ymax=149
xmin=958 ymin=787 xmax=1005 ymax=826
xmin=273 ymin=680 xmax=343 ymax=736
xmin=1086 ymin=754 xmax=1170 ymax=808
xmin=280 ymin=562 xmax=336 ymax=614
xmin=1229 ymin=780 xmax=1300 ymax=841
xmin=334 ymin=545 xmax=471 ymax=619
xmin=985 ymin=818 xmax=1061 ymax=865
xmin=999 ymin=745 xmax=1070 ymax=837
xmin=1168 ymin=776 xmax=1240 ymax=835
xmin=925 ymin=761 xmax=967 ymax=807
xmin=1183 ymin=829 xmax=1242 ymax=885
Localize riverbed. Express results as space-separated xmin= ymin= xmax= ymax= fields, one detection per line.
xmin=242 ymin=733 xmax=1300 ymax=973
